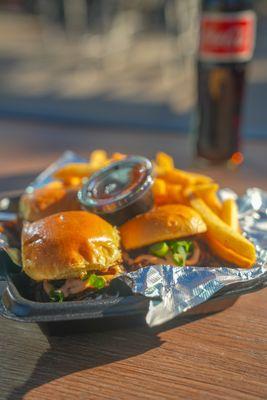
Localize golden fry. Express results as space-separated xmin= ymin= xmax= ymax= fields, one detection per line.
xmin=155 ymin=152 xmax=174 ymax=172
xmin=203 ymin=190 xmax=222 ymax=215
xmin=111 ymin=152 xmax=126 ymax=161
xmin=54 ymin=163 xmax=96 ymax=183
xmin=186 ymin=172 xmax=213 ymax=185
xmin=206 ymin=233 xmax=254 ymax=268
xmin=163 ymin=169 xmax=194 ymax=185
xmin=153 ymin=179 xmax=186 ymax=205
xmin=162 ymin=168 xmax=213 ymax=186
xmin=153 ymin=179 xmax=167 ymax=196
xmin=183 ymin=183 xmax=218 ymax=198
xmin=183 ymin=183 xmax=221 ymax=214
xmin=166 ymin=183 xmax=184 ymax=203
xmin=190 ymin=197 xmax=256 ymax=263
xmin=152 ymin=179 xmax=168 ymax=205
xmin=221 ymin=198 xmax=239 ymax=231
xmin=153 ymin=164 xmax=165 ymax=178
xmin=89 ymin=149 xmax=108 ymax=165
xmin=154 ymin=152 xmax=211 ymax=185
xmin=55 ymin=150 xmax=109 ymax=184
xmin=64 ymin=177 xmax=83 ymax=187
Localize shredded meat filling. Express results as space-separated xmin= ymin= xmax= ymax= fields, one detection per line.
xmin=123 ymin=241 xmax=201 ymax=268
xmin=43 ymin=278 xmax=89 ymax=298
xmin=43 ymin=266 xmax=120 ymax=298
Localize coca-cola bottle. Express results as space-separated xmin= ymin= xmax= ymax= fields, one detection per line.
xmin=195 ymin=0 xmax=256 ymax=164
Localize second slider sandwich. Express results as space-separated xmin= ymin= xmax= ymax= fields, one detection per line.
xmin=120 ymin=204 xmax=207 ymax=267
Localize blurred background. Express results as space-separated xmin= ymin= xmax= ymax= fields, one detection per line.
xmin=0 ymin=0 xmax=266 ymax=137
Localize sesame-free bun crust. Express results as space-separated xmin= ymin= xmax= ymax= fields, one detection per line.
xmin=120 ymin=204 xmax=207 ymax=250
xmin=22 ymin=211 xmax=122 ymax=281
xmin=20 ymin=181 xmax=82 ymax=222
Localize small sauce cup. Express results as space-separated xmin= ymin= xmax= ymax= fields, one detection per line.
xmin=78 ymin=156 xmax=154 ymax=225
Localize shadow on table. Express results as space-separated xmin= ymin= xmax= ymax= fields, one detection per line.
xmin=5 ymin=295 xmax=238 ymax=398
xmin=6 ymin=315 xmax=201 ymax=399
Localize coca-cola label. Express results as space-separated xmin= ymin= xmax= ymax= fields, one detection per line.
xmin=199 ymin=11 xmax=256 ymax=62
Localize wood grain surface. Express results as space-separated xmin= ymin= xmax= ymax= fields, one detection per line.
xmin=0 ymin=119 xmax=267 ymax=400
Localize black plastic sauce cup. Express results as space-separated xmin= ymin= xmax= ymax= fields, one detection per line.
xmin=78 ymin=156 xmax=154 ymax=225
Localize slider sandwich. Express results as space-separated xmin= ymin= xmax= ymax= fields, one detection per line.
xmin=22 ymin=211 xmax=123 ymax=301
xmin=120 ymin=204 xmax=208 ymax=268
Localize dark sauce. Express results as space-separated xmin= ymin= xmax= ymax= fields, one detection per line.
xmin=79 ymin=156 xmax=154 ymax=225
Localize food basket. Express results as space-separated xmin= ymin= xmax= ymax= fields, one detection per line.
xmin=0 ymin=153 xmax=266 ymax=336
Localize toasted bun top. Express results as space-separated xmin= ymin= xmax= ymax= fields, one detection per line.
xmin=19 ymin=181 xmax=82 ymax=222
xmin=22 ymin=211 xmax=122 ymax=281
xmin=120 ymin=204 xmax=207 ymax=250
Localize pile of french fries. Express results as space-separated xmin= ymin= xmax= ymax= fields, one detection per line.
xmin=53 ymin=150 xmax=126 ymax=187
xmin=153 ymin=152 xmax=256 ymax=268
xmin=53 ymin=150 xmax=256 ymax=269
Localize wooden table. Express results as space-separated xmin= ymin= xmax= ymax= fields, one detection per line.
xmin=0 ymin=119 xmax=267 ymax=400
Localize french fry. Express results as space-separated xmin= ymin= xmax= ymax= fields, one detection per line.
xmin=154 ymin=151 xmax=212 ymax=186
xmin=186 ymin=172 xmax=213 ymax=185
xmin=154 ymin=164 xmax=165 ymax=177
xmin=221 ymin=198 xmax=239 ymax=231
xmin=153 ymin=179 xmax=186 ymax=205
xmin=155 ymin=152 xmax=174 ymax=172
xmin=190 ymin=197 xmax=256 ymax=263
xmin=111 ymin=152 xmax=126 ymax=161
xmin=166 ymin=183 xmax=185 ymax=204
xmin=153 ymin=179 xmax=167 ymax=196
xmin=183 ymin=183 xmax=222 ymax=215
xmin=89 ymin=149 xmax=108 ymax=166
xmin=162 ymin=169 xmax=195 ymax=185
xmin=203 ymin=190 xmax=222 ymax=215
xmin=162 ymin=168 xmax=213 ymax=186
xmin=54 ymin=150 xmax=109 ymax=184
xmin=183 ymin=183 xmax=219 ymax=196
xmin=64 ymin=177 xmax=83 ymax=187
xmin=206 ymin=233 xmax=254 ymax=268
xmin=152 ymin=179 xmax=168 ymax=205
xmin=54 ymin=163 xmax=96 ymax=183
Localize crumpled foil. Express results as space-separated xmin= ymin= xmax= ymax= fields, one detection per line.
xmin=1 ymin=152 xmax=267 ymax=327
xmin=123 ymin=187 xmax=267 ymax=326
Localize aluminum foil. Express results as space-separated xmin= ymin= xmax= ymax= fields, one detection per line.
xmin=123 ymin=188 xmax=267 ymax=326
xmin=1 ymin=152 xmax=267 ymax=327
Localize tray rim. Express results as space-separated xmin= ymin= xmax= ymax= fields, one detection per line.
xmin=1 ymin=266 xmax=266 ymax=323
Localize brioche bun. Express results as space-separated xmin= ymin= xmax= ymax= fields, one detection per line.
xmin=19 ymin=181 xmax=82 ymax=222
xmin=120 ymin=204 xmax=207 ymax=250
xmin=22 ymin=211 xmax=122 ymax=281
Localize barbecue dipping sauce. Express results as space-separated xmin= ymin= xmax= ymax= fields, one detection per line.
xmin=78 ymin=156 xmax=154 ymax=225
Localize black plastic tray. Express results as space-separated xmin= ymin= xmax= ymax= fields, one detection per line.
xmin=0 ymin=267 xmax=239 ymax=336
xmin=0 ymin=191 xmax=266 ymax=336
xmin=1 ymin=249 xmax=266 ymax=336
